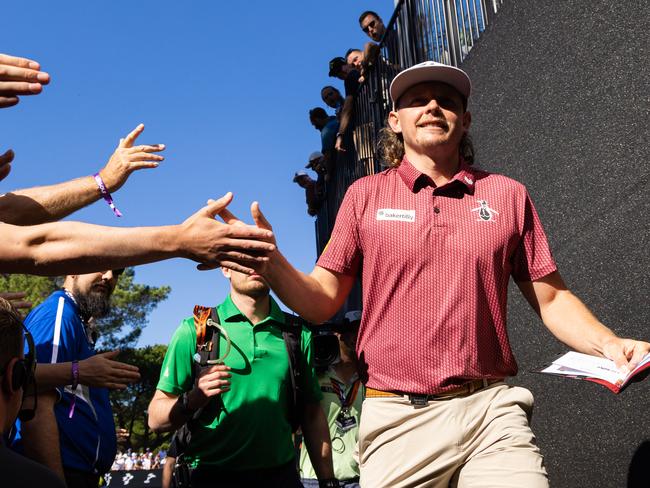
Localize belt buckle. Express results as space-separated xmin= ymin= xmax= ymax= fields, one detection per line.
xmin=408 ymin=394 xmax=429 ymax=407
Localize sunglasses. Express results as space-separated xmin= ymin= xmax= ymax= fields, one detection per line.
xmin=362 ymin=19 xmax=377 ymax=33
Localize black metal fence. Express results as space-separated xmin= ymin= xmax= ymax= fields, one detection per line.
xmin=314 ymin=0 xmax=503 ymax=293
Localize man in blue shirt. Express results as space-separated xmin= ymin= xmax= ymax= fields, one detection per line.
xmin=16 ymin=270 xmax=123 ymax=488
xmin=309 ymin=107 xmax=340 ymax=181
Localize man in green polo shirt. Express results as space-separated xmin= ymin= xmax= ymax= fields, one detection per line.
xmin=148 ymin=267 xmax=337 ymax=488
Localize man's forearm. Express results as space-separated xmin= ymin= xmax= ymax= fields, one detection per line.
xmin=22 ymin=391 xmax=66 ymax=481
xmin=35 ymin=363 xmax=73 ymax=392
xmin=338 ymin=96 xmax=354 ymax=136
xmin=539 ymin=289 xmax=617 ymax=356
xmin=264 ymin=251 xmax=352 ymax=324
xmin=148 ymin=392 xmax=193 ymax=433
xmin=301 ymin=402 xmax=335 ymax=480
xmin=0 ymin=175 xmax=100 ymax=225
xmin=518 ymin=273 xmax=618 ymax=356
xmin=0 ymin=221 xmax=180 ymax=275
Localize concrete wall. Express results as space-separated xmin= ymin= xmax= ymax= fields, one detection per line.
xmin=461 ymin=1 xmax=649 ymax=486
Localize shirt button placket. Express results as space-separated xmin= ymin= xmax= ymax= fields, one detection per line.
xmin=432 ymin=191 xmax=441 ymax=216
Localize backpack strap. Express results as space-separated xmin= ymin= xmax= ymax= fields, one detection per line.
xmin=193 ymin=305 xmax=212 ymax=363
xmin=188 ymin=305 xmax=223 ymax=423
xmin=282 ymin=312 xmax=304 ymax=432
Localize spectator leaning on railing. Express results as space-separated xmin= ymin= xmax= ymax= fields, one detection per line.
xmin=344 ymin=49 xmax=366 ymax=82
xmin=327 ymin=57 xmax=361 ymax=153
xmin=309 ymin=107 xmax=340 ymax=181
xmin=358 ymin=11 xmax=385 ymax=68
xmin=293 ymin=170 xmax=324 ymax=217
xmin=320 ymin=86 xmax=344 ymax=121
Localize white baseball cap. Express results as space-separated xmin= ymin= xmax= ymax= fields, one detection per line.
xmin=308 ymin=151 xmax=324 ymax=162
xmin=292 ymin=170 xmax=309 ymax=182
xmin=389 ymin=61 xmax=472 ymax=106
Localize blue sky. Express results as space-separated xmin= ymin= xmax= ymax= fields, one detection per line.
xmin=1 ymin=1 xmax=394 ymax=346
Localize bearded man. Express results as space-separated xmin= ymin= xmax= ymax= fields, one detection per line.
xmin=14 ymin=270 xmax=124 ymax=488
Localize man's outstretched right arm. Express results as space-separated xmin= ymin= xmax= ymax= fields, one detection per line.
xmin=221 ymin=201 xmax=355 ymax=324
xmin=265 ymin=250 xmax=354 ymax=324
xmin=0 ymin=193 xmax=275 ymax=275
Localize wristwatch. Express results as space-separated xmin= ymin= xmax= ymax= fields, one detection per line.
xmin=319 ymin=479 xmax=341 ymax=488
xmin=178 ymin=391 xmax=198 ymax=417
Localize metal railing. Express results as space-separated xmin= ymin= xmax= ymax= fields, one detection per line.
xmin=314 ymin=0 xmax=503 ymax=260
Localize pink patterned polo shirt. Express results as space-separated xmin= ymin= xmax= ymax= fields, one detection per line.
xmin=317 ymin=158 xmax=557 ymax=394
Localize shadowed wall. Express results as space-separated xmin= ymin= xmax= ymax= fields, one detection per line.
xmin=461 ymin=1 xmax=649 ymax=486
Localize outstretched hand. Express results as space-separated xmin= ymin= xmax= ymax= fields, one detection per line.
xmin=180 ymin=192 xmax=276 ymax=274
xmin=0 ymin=149 xmax=14 ymax=182
xmin=202 ymin=200 xmax=277 ymax=275
xmin=0 ymin=53 xmax=50 ymax=108
xmin=100 ymin=124 xmax=165 ymax=192
xmin=78 ymin=350 xmax=141 ymax=390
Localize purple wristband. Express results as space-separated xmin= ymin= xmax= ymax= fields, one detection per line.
xmin=93 ymin=172 xmax=123 ymax=217
xmin=69 ymin=360 xmax=79 ymax=419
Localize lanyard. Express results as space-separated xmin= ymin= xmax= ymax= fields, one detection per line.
xmin=330 ymin=377 xmax=361 ymax=410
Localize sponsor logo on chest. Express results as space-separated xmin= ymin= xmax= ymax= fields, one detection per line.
xmin=471 ymin=199 xmax=499 ymax=222
xmin=376 ymin=208 xmax=415 ymax=222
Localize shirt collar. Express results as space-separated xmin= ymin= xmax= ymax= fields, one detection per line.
xmin=219 ymin=294 xmax=285 ymax=326
xmin=397 ymin=157 xmax=476 ymax=195
xmin=60 ymin=289 xmax=98 ymax=344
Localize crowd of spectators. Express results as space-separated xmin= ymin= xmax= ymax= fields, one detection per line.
xmin=111 ymin=449 xmax=166 ymax=471
xmin=293 ymin=10 xmax=390 ymax=217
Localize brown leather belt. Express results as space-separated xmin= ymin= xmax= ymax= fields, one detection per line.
xmin=366 ymin=379 xmax=503 ymax=405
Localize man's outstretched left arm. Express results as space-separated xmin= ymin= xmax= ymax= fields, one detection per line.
xmin=0 ymin=124 xmax=164 ymax=225
xmin=517 ymin=270 xmax=650 ymax=372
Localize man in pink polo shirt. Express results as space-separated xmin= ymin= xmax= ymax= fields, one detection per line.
xmin=242 ymin=61 xmax=650 ymax=487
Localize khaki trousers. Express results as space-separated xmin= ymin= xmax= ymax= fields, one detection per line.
xmin=358 ymin=383 xmax=548 ymax=488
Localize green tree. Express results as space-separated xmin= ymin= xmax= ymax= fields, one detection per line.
xmin=110 ymin=344 xmax=170 ymax=452
xmin=0 ymin=268 xmax=170 ymax=349
xmin=0 ymin=273 xmax=58 ymax=308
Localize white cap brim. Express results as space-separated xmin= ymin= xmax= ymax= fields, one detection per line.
xmin=390 ymin=61 xmax=471 ymax=107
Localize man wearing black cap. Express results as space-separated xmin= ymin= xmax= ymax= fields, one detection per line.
xmin=328 ymin=57 xmax=361 ymax=153
xmin=244 ymin=61 xmax=650 ymax=487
